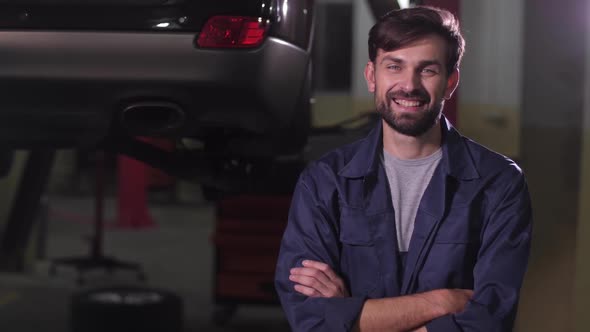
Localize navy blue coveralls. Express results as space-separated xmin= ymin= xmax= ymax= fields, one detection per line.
xmin=275 ymin=118 xmax=532 ymax=331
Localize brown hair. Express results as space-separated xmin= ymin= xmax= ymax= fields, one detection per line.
xmin=368 ymin=6 xmax=465 ymax=74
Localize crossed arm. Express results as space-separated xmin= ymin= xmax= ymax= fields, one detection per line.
xmin=290 ymin=260 xmax=473 ymax=332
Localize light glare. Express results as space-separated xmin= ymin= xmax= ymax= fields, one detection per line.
xmin=282 ymin=0 xmax=289 ymax=17
xmin=398 ymin=0 xmax=410 ymax=9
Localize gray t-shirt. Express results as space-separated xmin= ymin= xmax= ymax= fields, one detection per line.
xmin=382 ymin=148 xmax=442 ymax=252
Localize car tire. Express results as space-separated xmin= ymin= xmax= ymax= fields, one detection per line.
xmin=70 ymin=285 xmax=183 ymax=332
xmin=212 ymin=304 xmax=238 ymax=326
xmin=201 ymin=184 xmax=226 ymax=202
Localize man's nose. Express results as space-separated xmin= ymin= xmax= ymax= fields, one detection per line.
xmin=399 ymin=71 xmax=422 ymax=92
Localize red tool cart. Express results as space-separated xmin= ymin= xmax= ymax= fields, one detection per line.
xmin=210 ymin=194 xmax=292 ymax=325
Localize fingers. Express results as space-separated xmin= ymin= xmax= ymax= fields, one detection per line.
xmin=290 ymin=267 xmax=337 ymax=296
xmin=301 ymin=260 xmax=341 ymax=282
xmin=289 ymin=260 xmax=349 ymax=298
xmin=445 ymin=289 xmax=473 ymax=313
xmin=290 ymin=272 xmax=333 ymax=296
xmin=293 ymin=284 xmax=322 ymax=298
xmin=456 ymin=289 xmax=474 ymax=298
xmin=302 ymin=260 xmax=349 ymax=296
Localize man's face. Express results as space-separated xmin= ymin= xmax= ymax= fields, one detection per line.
xmin=364 ymin=34 xmax=459 ymax=137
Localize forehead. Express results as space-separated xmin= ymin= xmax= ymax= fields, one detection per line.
xmin=375 ymin=34 xmax=448 ymax=64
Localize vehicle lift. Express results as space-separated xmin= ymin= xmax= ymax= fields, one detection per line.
xmin=0 ymin=110 xmax=378 ymax=325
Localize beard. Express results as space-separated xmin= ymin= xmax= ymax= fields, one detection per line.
xmin=376 ymin=89 xmax=443 ymax=137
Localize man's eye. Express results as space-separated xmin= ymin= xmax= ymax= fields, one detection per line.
xmin=387 ymin=65 xmax=401 ymax=71
xmin=422 ymin=68 xmax=438 ymax=75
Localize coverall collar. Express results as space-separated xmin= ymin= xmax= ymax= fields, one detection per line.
xmin=338 ymin=116 xmax=480 ymax=181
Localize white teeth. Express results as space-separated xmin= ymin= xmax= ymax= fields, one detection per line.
xmin=395 ymin=99 xmax=421 ymax=107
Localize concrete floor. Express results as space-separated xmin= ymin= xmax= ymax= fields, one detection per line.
xmin=0 ymin=194 xmax=290 ymax=332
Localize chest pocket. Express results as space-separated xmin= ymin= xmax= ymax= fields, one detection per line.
xmin=434 ymin=206 xmax=480 ymax=244
xmin=340 ymin=208 xmax=374 ymax=245
xmin=421 ymin=206 xmax=479 ymax=289
xmin=339 ymin=207 xmax=379 ymax=295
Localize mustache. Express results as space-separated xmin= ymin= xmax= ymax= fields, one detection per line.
xmin=387 ymin=89 xmax=430 ymax=101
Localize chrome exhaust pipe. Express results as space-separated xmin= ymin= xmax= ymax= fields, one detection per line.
xmin=121 ymin=101 xmax=185 ymax=134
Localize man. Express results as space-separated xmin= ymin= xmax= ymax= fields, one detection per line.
xmin=274 ymin=6 xmax=532 ymax=332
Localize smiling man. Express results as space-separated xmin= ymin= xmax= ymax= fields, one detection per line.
xmin=275 ymin=6 xmax=532 ymax=332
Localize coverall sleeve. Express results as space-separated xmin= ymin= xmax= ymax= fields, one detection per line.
xmin=275 ymin=169 xmax=366 ymax=332
xmin=427 ymin=167 xmax=533 ymax=332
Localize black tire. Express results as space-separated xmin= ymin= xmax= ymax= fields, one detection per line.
xmin=212 ymin=304 xmax=238 ymax=326
xmin=70 ymin=285 xmax=183 ymax=332
xmin=201 ymin=184 xmax=225 ymax=202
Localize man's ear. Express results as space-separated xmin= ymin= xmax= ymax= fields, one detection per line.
xmin=364 ymin=61 xmax=376 ymax=93
xmin=444 ymin=68 xmax=460 ymax=99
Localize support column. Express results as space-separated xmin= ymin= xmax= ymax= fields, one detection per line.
xmin=0 ymin=150 xmax=55 ymax=271
xmin=517 ymin=0 xmax=589 ymax=331
xmin=574 ymin=1 xmax=590 ymax=331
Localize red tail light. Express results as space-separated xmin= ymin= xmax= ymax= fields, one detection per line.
xmin=197 ymin=16 xmax=268 ymax=49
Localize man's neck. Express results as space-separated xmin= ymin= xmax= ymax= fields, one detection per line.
xmin=382 ymin=118 xmax=442 ymax=160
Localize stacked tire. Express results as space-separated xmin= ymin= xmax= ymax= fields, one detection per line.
xmin=70 ymin=286 xmax=183 ymax=332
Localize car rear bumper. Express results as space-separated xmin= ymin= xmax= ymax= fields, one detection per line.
xmin=0 ymin=31 xmax=310 ymax=147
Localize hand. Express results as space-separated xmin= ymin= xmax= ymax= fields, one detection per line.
xmin=289 ymin=260 xmax=350 ymax=298
xmin=431 ymin=289 xmax=473 ymax=315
